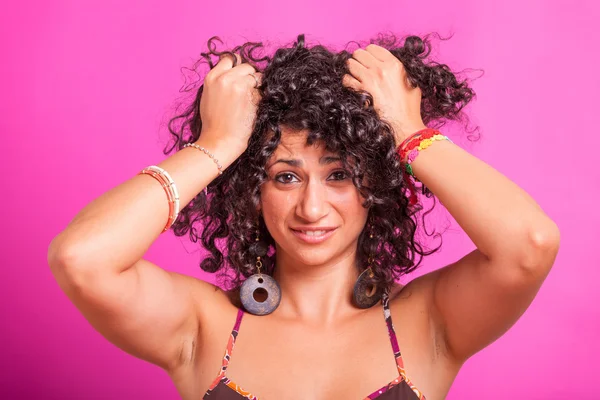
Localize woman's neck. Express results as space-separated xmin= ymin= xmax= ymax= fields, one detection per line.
xmin=271 ymin=245 xmax=362 ymax=326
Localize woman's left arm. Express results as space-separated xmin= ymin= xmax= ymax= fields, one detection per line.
xmin=344 ymin=44 xmax=560 ymax=364
xmin=401 ymin=134 xmax=559 ymax=363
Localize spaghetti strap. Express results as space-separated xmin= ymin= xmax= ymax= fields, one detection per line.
xmin=381 ymin=292 xmax=405 ymax=370
xmin=223 ymin=308 xmax=245 ymax=373
xmin=232 ymin=308 xmax=244 ymax=336
xmin=381 ymin=292 xmax=427 ymax=399
xmin=206 ymin=308 xmax=245 ymax=392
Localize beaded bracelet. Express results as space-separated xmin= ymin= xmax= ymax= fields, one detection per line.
xmin=182 ymin=143 xmax=223 ymax=175
xmin=138 ymin=165 xmax=181 ymax=232
xmin=398 ymin=129 xmax=438 ymax=159
xmin=398 ymin=129 xmax=453 ymax=177
xmin=396 ymin=128 xmax=453 ymax=206
xmin=398 ymin=128 xmax=434 ymax=151
xmin=404 ymin=134 xmax=453 ymax=177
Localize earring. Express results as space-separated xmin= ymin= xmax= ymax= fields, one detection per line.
xmin=239 ymin=220 xmax=281 ymax=315
xmin=353 ymin=217 xmax=383 ymax=308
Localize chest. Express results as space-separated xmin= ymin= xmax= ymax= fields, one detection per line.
xmin=186 ymin=296 xmax=453 ymax=400
xmin=198 ymin=306 xmax=428 ymax=400
xmin=226 ymin=326 xmax=401 ymax=399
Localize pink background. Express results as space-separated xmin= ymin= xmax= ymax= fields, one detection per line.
xmin=1 ymin=0 xmax=598 ymax=398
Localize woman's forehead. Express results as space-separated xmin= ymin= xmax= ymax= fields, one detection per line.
xmin=271 ymin=131 xmax=337 ymax=159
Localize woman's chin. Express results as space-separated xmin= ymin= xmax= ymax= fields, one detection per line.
xmin=289 ymin=248 xmax=339 ymax=267
xmin=274 ymin=233 xmax=351 ymax=267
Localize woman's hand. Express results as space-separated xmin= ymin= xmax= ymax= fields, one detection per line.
xmin=197 ymin=53 xmax=263 ymax=165
xmin=343 ymin=44 xmax=426 ymax=146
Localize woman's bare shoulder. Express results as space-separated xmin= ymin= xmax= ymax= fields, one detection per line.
xmin=182 ymin=276 xmax=241 ymax=341
xmin=389 ymin=270 xmax=440 ymax=303
xmin=388 ymin=273 xmax=439 ymax=326
xmin=388 ymin=271 xmax=454 ymax=359
xmin=224 ymin=286 xmax=244 ymax=309
xmin=388 ymin=281 xmax=406 ymax=300
xmin=191 ymin=278 xmax=241 ymax=314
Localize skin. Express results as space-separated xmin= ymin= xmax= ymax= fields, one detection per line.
xmin=48 ymin=44 xmax=560 ymax=400
xmin=261 ymin=131 xmax=370 ymax=323
xmin=169 ymin=132 xmax=455 ymax=399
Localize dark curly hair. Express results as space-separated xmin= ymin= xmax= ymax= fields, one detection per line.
xmin=162 ymin=32 xmax=481 ymax=300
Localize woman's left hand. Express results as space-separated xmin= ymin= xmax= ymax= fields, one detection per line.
xmin=343 ymin=44 xmax=427 ymax=146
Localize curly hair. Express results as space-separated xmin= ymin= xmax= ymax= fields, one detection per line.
xmin=163 ymin=32 xmax=480 ymax=299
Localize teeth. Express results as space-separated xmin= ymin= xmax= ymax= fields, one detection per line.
xmin=302 ymin=230 xmax=327 ymax=236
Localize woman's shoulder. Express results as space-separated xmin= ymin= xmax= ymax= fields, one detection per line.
xmin=389 ymin=270 xmax=440 ymax=303
xmin=387 ymin=271 xmax=451 ymax=355
xmin=387 ymin=273 xmax=439 ymax=328
xmin=388 ymin=281 xmax=406 ymax=300
xmin=224 ymin=286 xmax=243 ymax=309
xmin=185 ymin=277 xmax=242 ymax=337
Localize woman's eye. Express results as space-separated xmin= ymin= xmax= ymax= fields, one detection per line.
xmin=274 ymin=171 xmax=349 ymax=184
xmin=329 ymin=170 xmax=349 ymax=181
xmin=275 ymin=173 xmax=298 ymax=184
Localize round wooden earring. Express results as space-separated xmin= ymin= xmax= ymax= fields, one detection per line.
xmin=352 ymin=266 xmax=382 ymax=309
xmin=353 ymin=220 xmax=382 ymax=308
xmin=240 ymin=234 xmax=281 ymax=316
xmin=240 ymin=272 xmax=281 ymax=316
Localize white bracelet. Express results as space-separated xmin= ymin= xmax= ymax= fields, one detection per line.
xmin=139 ymin=165 xmax=180 ymax=231
xmin=182 ymin=143 xmax=223 ymax=175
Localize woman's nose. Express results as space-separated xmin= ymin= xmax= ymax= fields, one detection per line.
xmin=296 ymin=179 xmax=329 ymax=222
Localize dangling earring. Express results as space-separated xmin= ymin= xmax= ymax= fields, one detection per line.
xmin=239 ymin=219 xmax=281 ymax=315
xmin=353 ymin=216 xmax=383 ymax=308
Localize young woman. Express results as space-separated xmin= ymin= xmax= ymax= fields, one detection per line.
xmin=48 ymin=34 xmax=560 ymax=400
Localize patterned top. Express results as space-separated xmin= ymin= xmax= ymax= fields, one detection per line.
xmin=203 ymin=293 xmax=426 ymax=399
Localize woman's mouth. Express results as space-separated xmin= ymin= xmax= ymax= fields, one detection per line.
xmin=290 ymin=227 xmax=338 ymax=244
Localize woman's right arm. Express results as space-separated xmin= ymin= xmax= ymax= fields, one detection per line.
xmin=47 ymin=53 xmax=262 ymax=373
xmin=47 ymin=137 xmax=239 ymax=372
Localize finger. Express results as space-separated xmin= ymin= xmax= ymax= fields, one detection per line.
xmin=346 ymin=58 xmax=369 ymax=83
xmin=365 ymin=44 xmax=395 ymax=63
xmin=249 ymin=72 xmax=263 ymax=105
xmin=210 ymin=53 xmax=242 ymax=78
xmin=351 ymin=48 xmax=379 ymax=69
xmin=243 ymin=71 xmax=261 ymax=89
xmin=225 ymin=52 xmax=243 ymax=67
xmin=229 ymin=62 xmax=257 ymax=77
xmin=342 ymin=73 xmax=361 ymax=90
xmin=251 ymin=71 xmax=263 ymax=87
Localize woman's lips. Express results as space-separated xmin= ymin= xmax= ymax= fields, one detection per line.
xmin=290 ymin=228 xmax=337 ymax=244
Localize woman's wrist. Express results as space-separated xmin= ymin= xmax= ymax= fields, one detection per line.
xmin=396 ymin=125 xmax=435 ymax=163
xmin=394 ymin=123 xmax=428 ymax=149
xmin=194 ymin=134 xmax=246 ymax=171
xmin=396 ymin=129 xmax=453 ymax=205
xmin=395 ymin=125 xmax=427 ymax=156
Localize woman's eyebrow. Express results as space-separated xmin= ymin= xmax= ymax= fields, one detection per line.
xmin=267 ymin=156 xmax=342 ymax=169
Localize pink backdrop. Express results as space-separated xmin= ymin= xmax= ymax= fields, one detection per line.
xmin=1 ymin=0 xmax=598 ymax=398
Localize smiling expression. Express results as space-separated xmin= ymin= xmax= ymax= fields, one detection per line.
xmin=259 ymin=129 xmax=369 ymax=268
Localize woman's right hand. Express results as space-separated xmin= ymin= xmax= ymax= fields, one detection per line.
xmin=197 ymin=53 xmax=263 ymax=166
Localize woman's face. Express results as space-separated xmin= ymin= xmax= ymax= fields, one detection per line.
xmin=260 ymin=129 xmax=368 ymax=268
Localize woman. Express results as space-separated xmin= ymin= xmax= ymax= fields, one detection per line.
xmin=48 ymin=33 xmax=560 ymax=400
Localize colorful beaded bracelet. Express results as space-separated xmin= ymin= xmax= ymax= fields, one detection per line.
xmin=398 ymin=129 xmax=453 ymax=177
xmin=396 ymin=128 xmax=453 ymax=206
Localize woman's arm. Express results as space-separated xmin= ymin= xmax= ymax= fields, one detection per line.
xmin=48 ymin=53 xmax=262 ymax=372
xmin=405 ymin=132 xmax=560 ymax=363
xmin=48 ymin=137 xmax=238 ymax=371
xmin=343 ymin=44 xmax=559 ymax=364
